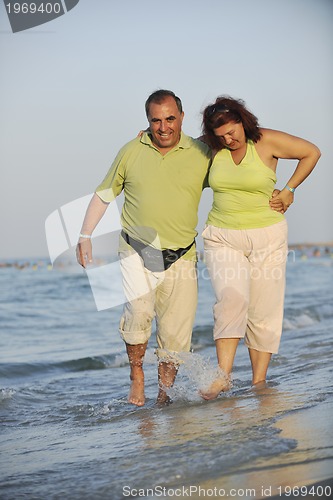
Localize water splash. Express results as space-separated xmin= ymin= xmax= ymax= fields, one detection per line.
xmin=161 ymin=352 xmax=230 ymax=402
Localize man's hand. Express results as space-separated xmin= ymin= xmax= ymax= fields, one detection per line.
xmin=76 ymin=239 xmax=93 ymax=268
xmin=269 ymin=189 xmax=294 ymax=214
xmin=75 ymin=193 xmax=110 ymax=268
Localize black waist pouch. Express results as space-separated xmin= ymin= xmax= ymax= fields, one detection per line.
xmin=121 ymin=231 xmax=194 ymax=272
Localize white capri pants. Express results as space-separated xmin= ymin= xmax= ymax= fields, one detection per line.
xmin=119 ymin=249 xmax=198 ymax=362
xmin=202 ymin=220 xmax=288 ymax=354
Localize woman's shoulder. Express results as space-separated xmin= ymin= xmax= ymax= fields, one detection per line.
xmin=258 ymin=127 xmax=279 ymax=140
xmin=258 ymin=127 xmax=293 ymax=143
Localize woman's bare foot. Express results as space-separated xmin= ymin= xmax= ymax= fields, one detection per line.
xmin=251 ymin=380 xmax=268 ymax=391
xmin=200 ymin=376 xmax=231 ymax=400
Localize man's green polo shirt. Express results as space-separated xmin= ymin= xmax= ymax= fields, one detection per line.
xmin=96 ymin=132 xmax=211 ymax=259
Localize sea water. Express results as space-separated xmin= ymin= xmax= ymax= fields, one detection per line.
xmin=0 ymin=251 xmax=332 ymax=499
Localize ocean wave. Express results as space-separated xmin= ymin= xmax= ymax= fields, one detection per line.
xmin=0 ymin=353 xmax=130 ymax=380
xmin=283 ymin=302 xmax=333 ymax=330
xmin=283 ymin=313 xmax=317 ymax=330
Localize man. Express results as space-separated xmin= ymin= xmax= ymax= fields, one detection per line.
xmin=76 ymin=90 xmax=211 ymax=406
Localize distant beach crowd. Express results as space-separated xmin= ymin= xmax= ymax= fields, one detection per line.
xmin=1 ymin=244 xmax=332 ymax=271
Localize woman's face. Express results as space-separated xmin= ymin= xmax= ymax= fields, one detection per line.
xmin=213 ymin=120 xmax=246 ymax=150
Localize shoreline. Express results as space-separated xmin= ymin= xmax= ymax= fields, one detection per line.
xmin=185 ymin=398 xmax=333 ymax=500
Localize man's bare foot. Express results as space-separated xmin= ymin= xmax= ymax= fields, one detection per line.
xmin=128 ymin=376 xmax=145 ymax=406
xmin=156 ymin=388 xmax=172 ymax=405
xmin=156 ymin=361 xmax=177 ymax=405
xmin=128 ymin=373 xmax=145 ymax=406
xmin=200 ymin=377 xmax=231 ymax=400
xmin=126 ymin=342 xmax=147 ymax=406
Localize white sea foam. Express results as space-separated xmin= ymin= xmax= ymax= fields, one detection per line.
xmin=0 ymin=388 xmax=16 ymax=400
xmin=113 ymin=352 xmax=130 ymax=368
xmin=283 ymin=313 xmax=317 ymax=330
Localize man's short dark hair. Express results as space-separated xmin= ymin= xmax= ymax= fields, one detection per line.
xmin=145 ymin=90 xmax=183 ymax=117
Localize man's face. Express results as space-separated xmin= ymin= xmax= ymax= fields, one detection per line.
xmin=147 ymin=96 xmax=184 ymax=153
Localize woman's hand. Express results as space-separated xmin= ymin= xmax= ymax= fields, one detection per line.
xmin=270 ymin=188 xmax=294 ymax=213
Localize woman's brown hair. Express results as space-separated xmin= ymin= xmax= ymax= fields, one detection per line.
xmin=202 ymin=96 xmax=262 ymax=151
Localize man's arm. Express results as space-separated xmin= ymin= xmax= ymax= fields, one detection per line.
xmin=76 ymin=193 xmax=110 ymax=268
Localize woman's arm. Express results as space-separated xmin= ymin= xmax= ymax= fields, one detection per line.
xmin=263 ymin=129 xmax=321 ymax=212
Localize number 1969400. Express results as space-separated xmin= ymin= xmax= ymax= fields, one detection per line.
xmin=277 ymin=485 xmax=331 ymax=497
xmin=6 ymin=3 xmax=62 ymax=14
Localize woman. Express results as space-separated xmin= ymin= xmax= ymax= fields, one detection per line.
xmin=200 ymin=96 xmax=320 ymax=399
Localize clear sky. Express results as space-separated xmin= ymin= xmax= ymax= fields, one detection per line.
xmin=0 ymin=0 xmax=332 ymax=260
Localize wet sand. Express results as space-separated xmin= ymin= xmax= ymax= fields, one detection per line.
xmin=191 ymin=398 xmax=333 ymax=499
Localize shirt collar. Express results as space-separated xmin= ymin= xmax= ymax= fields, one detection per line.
xmin=140 ymin=131 xmax=191 ymax=151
